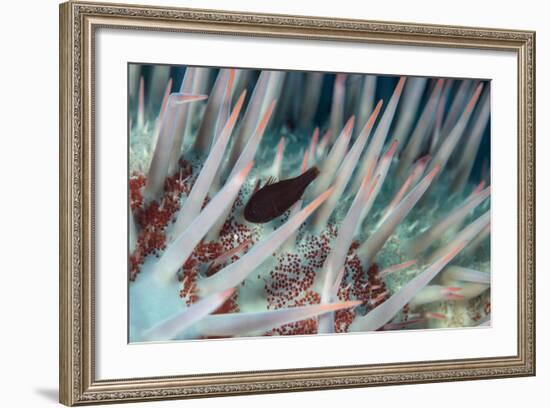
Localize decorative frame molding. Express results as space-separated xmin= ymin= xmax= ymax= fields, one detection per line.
xmin=59 ymin=1 xmax=535 ymax=405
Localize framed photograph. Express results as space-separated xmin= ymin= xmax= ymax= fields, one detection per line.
xmin=59 ymin=1 xmax=535 ymax=405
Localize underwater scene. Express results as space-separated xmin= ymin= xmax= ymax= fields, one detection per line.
xmin=128 ymin=64 xmax=491 ymax=343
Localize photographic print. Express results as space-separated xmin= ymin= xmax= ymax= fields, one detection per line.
xmin=128 ymin=65 xmax=491 ymax=343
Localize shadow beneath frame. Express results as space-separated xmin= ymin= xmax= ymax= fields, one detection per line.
xmin=34 ymin=388 xmax=58 ymax=403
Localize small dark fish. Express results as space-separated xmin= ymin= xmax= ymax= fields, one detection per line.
xmin=244 ymin=166 xmax=320 ymax=223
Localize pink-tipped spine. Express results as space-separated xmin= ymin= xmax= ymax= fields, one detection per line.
xmin=137 ymin=76 xmax=145 ymax=129
xmin=396 ymin=78 xmax=444 ymax=180
xmin=309 ymin=116 xmax=355 ymax=199
xmin=329 ymin=74 xmax=347 ymax=142
xmin=379 ymin=259 xmax=418 ymax=279
xmin=271 ymin=137 xmax=286 ymax=179
xmin=140 ymin=288 xmax=236 ymax=342
xmin=169 ymin=92 xmax=246 ymax=240
xmin=357 ymin=164 xmax=441 ymax=268
xmin=154 ymin=162 xmax=254 ymax=283
xmin=190 ymin=300 xmax=361 ymax=338
xmin=350 ymin=77 xmax=406 ymax=194
xmin=407 ymin=186 xmax=490 ymax=257
xmin=308 ymin=127 xmax=319 ymax=166
xmin=311 ymin=101 xmax=382 ymax=232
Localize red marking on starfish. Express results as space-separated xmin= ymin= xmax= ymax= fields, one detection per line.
xmin=128 ymin=160 xmax=194 ymax=281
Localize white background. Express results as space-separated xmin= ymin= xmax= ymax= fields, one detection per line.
xmin=0 ymin=0 xmax=546 ymax=407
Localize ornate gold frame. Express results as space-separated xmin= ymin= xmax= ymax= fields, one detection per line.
xmin=59 ymin=1 xmax=536 ymax=405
